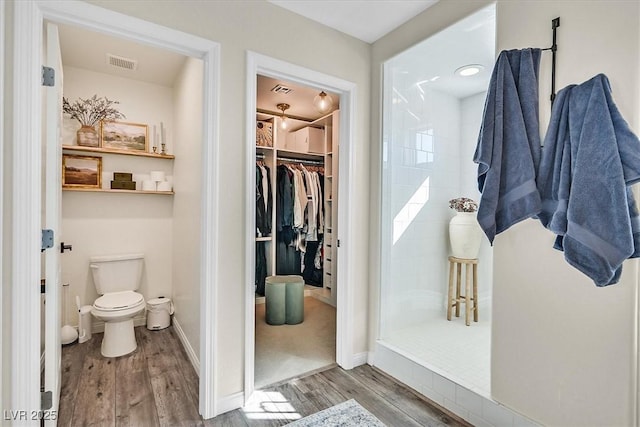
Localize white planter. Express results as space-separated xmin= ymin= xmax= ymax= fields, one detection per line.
xmin=449 ymin=211 xmax=482 ymax=259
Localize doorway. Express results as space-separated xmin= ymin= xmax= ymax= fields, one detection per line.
xmin=12 ymin=1 xmax=220 ymax=419
xmin=245 ymin=52 xmax=357 ymax=401
xmin=253 ymin=74 xmax=339 ymax=388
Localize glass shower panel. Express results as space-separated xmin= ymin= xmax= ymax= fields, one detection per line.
xmin=379 ymin=8 xmax=495 ymax=394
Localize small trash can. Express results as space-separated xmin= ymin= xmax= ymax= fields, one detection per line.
xmin=146 ymin=297 xmax=174 ymax=330
xmin=78 ymin=305 xmax=92 ymax=344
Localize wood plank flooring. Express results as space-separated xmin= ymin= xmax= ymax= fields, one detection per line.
xmin=59 ymin=325 xmax=470 ymax=427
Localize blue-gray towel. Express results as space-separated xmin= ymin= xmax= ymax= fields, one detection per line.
xmin=538 ymin=74 xmax=640 ymax=286
xmin=474 ymin=48 xmax=542 ymax=244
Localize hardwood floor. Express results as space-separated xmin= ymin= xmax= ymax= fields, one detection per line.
xmin=59 ymin=325 xmax=470 ymax=427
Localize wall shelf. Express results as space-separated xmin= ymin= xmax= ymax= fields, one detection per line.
xmin=62 ymin=144 xmax=175 ymax=159
xmin=63 ymin=187 xmax=174 ymax=195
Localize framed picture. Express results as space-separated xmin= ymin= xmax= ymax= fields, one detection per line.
xmin=100 ymin=120 xmax=148 ymax=153
xmin=62 ymin=154 xmax=102 ymax=189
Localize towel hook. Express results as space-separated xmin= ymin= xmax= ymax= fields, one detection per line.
xmin=542 ymin=17 xmax=561 ymax=105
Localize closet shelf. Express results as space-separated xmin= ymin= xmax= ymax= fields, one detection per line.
xmin=277 ymin=149 xmax=324 ymax=161
xmin=326 ymin=175 xmax=333 ymax=179
xmin=256 ymin=236 xmax=272 ymax=242
xmin=62 ymin=144 xmax=175 ymax=159
xmin=63 ymin=187 xmax=174 ymax=195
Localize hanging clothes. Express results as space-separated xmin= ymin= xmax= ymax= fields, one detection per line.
xmin=275 ymin=160 xmax=325 ymax=282
xmin=255 ymin=163 xmax=272 ymax=237
xmin=255 ymin=241 xmax=267 ymax=296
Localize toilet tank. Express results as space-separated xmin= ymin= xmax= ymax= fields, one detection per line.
xmin=90 ymin=253 xmax=144 ymax=294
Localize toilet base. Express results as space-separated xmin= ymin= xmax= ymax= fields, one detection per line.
xmin=101 ymin=318 xmax=137 ymax=357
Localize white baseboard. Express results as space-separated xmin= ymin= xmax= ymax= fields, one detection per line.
xmin=352 ymin=352 xmax=369 ymax=367
xmin=215 ymin=391 xmax=245 ymax=417
xmin=172 ymin=317 xmax=200 ymax=376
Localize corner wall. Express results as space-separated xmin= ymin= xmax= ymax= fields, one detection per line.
xmin=172 ymin=56 xmax=204 ymax=368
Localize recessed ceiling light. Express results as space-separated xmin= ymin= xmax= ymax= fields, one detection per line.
xmin=455 ymin=64 xmax=484 ymax=77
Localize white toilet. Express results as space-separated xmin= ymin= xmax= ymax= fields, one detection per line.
xmin=90 ymin=253 xmax=146 ymax=357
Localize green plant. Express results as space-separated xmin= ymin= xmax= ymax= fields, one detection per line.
xmin=62 ymin=95 xmax=126 ymax=127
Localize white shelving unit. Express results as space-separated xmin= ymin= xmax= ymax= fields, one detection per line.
xmin=256 ymin=110 xmax=339 ymax=305
xmin=62 ymin=144 xmax=175 ymax=195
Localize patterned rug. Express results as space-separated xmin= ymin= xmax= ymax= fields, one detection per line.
xmin=286 ymin=399 xmax=386 ymax=426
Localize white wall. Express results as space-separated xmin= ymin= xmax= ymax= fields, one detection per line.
xmin=85 ymin=0 xmax=371 ymax=398
xmin=171 ymin=57 xmax=203 ymax=363
xmin=373 ymin=1 xmax=640 ymax=426
xmin=492 ymin=2 xmax=639 ymax=425
xmin=61 ymin=66 xmax=175 ymax=328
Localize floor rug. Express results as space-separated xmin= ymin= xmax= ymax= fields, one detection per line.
xmin=286 ymin=399 xmax=386 ymax=426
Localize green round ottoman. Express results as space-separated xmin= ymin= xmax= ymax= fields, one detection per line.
xmin=265 ymin=277 xmax=286 ymax=325
xmin=284 ymin=275 xmax=304 ymax=325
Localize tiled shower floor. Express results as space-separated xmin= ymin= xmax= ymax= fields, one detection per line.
xmin=383 ymin=305 xmax=491 ymax=397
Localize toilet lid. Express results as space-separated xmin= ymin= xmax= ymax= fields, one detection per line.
xmin=94 ymin=291 xmax=144 ymax=310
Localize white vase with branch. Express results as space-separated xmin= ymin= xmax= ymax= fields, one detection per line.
xmin=63 ymin=95 xmax=126 ymax=147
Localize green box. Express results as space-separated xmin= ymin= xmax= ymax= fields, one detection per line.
xmin=110 ymin=180 xmax=136 ymax=190
xmin=113 ymin=172 xmax=133 ymax=182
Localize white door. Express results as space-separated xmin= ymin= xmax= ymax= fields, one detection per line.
xmin=43 ymin=21 xmax=63 ymax=424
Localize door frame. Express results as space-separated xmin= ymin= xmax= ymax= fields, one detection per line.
xmin=12 ymin=1 xmax=221 ymax=418
xmin=244 ymin=51 xmax=357 ymax=401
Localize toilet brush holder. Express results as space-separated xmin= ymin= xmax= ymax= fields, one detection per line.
xmin=78 ymin=305 xmax=93 ymax=344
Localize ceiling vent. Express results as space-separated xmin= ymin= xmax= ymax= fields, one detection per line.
xmin=270 ymin=84 xmax=293 ymax=94
xmin=107 ymin=54 xmax=138 ymax=71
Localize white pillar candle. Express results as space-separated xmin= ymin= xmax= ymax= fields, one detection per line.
xmin=153 ymin=125 xmax=158 ymax=148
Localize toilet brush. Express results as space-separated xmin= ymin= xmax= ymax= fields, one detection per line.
xmin=61 ymin=283 xmax=78 ymax=345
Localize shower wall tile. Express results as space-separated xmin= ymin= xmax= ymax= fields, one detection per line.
xmin=375 ymin=343 xmax=542 ymax=427
xmin=456 ymin=384 xmax=483 ymax=415
xmin=433 ymin=373 xmax=456 ymax=401
xmin=482 ymin=399 xmax=515 ymax=426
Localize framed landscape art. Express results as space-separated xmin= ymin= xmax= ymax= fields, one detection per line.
xmin=101 ymin=120 xmax=148 ymax=153
xmin=62 ymin=154 xmax=102 ymax=189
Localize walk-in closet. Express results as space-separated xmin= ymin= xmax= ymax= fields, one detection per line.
xmin=254 ymin=75 xmax=339 ymax=388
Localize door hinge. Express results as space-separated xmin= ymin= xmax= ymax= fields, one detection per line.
xmin=337 ymin=239 xmax=341 ymax=248
xmin=42 ymin=66 xmax=55 ymax=87
xmin=41 ymin=229 xmax=54 ymax=252
xmin=41 ymin=390 xmax=52 ymax=410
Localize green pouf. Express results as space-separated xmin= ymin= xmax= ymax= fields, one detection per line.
xmin=284 ymin=276 xmax=304 ymax=325
xmin=265 ymin=278 xmax=286 ymax=325
xmin=265 ymin=275 xmax=305 ymax=325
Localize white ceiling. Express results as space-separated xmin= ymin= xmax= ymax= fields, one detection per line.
xmin=268 ymin=0 xmax=439 ymax=43
xmin=57 ymin=23 xmax=187 ymax=87
xmin=391 ymin=4 xmax=495 ymax=99
xmin=56 ymin=1 xmax=494 ymax=108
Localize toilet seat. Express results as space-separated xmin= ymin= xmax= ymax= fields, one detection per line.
xmin=94 ymin=291 xmax=144 ymax=311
